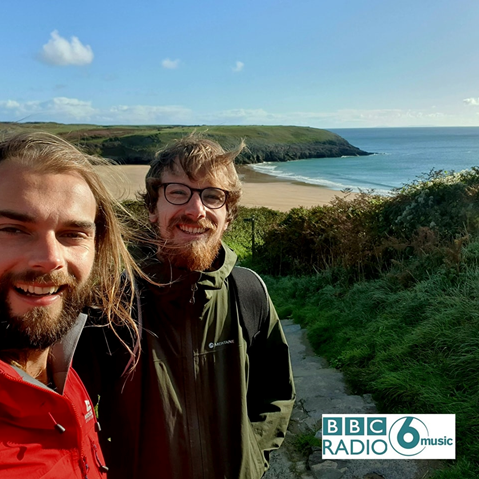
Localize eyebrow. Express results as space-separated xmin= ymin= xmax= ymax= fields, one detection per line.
xmin=0 ymin=210 xmax=96 ymax=232
xmin=0 ymin=210 xmax=35 ymax=223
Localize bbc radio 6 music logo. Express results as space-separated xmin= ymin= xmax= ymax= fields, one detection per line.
xmin=322 ymin=414 xmax=455 ymax=459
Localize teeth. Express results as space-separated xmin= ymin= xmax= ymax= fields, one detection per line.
xmin=179 ymin=225 xmax=207 ymax=234
xmin=17 ymin=284 xmax=59 ymax=295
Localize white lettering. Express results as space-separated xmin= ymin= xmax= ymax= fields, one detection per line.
xmin=327 ymin=420 xmax=339 ymax=434
xmin=209 ymin=339 xmax=235 ymax=349
xmin=350 ymin=420 xmax=361 ymax=433
xmin=370 ymin=419 xmax=383 ymax=433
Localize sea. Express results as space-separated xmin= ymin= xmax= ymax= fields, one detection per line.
xmin=249 ymin=127 xmax=479 ymax=195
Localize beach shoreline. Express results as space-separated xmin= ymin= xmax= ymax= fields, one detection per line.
xmin=97 ymin=164 xmax=356 ymax=212
xmin=237 ymin=165 xmax=357 ymax=211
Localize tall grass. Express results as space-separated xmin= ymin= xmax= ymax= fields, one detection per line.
xmin=263 ymin=240 xmax=479 ymax=478
xmin=242 ymin=169 xmax=479 ymax=478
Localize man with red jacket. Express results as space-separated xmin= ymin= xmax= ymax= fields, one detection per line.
xmin=0 ymin=132 xmax=139 ymax=478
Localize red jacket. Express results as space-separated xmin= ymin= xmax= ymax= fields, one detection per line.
xmin=0 ymin=314 xmax=108 ymax=478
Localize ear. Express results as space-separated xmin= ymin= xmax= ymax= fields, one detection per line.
xmin=222 ymin=221 xmax=230 ymax=232
xmin=149 ymin=209 xmax=158 ymax=224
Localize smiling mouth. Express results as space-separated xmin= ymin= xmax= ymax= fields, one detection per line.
xmin=14 ymin=283 xmax=64 ymax=297
xmin=177 ymin=225 xmax=208 ymax=235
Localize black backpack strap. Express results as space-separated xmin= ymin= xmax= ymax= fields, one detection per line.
xmin=229 ymin=266 xmax=270 ymax=350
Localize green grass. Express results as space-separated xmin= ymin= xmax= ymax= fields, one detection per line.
xmin=0 ymin=123 xmax=337 ymax=144
xmin=263 ymin=243 xmax=479 ymax=478
xmin=293 ymin=433 xmax=321 ymax=457
xmin=223 ymin=206 xmax=286 ymax=262
xmin=0 ymin=122 xmax=360 ymax=165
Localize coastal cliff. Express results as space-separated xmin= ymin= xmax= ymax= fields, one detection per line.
xmin=0 ymin=123 xmax=370 ymax=164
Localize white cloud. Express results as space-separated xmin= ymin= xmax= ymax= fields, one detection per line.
xmin=45 ymin=97 xmax=97 ymax=118
xmin=103 ymin=104 xmax=192 ymax=123
xmin=162 ymin=58 xmax=180 ymax=69
xmin=3 ymin=100 xmax=21 ymax=109
xmin=203 ymin=107 xmax=468 ymax=128
xmin=205 ymin=108 xmax=279 ymax=124
xmin=232 ymin=61 xmax=244 ymax=72
xmin=0 ymin=97 xmax=97 ymax=122
xmin=1 ymin=98 xmax=477 ymax=128
xmin=463 ymin=98 xmax=479 ymax=106
xmin=0 ymin=97 xmax=192 ymax=124
xmin=40 ymin=30 xmax=94 ymax=66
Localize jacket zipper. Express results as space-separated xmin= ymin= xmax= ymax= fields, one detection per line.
xmin=184 ymin=284 xmax=205 ymax=479
xmin=82 ymin=456 xmax=90 ymax=479
xmin=189 ymin=281 xmax=198 ymax=304
xmin=189 ymin=273 xmax=201 ymax=304
xmin=92 ymin=440 xmax=109 ymax=473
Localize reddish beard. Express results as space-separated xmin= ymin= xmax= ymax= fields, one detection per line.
xmin=158 ymin=216 xmax=224 ymax=271
xmin=0 ymin=270 xmax=92 ymax=354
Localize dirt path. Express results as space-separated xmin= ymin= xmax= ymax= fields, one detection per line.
xmin=264 ymin=320 xmax=443 ymax=479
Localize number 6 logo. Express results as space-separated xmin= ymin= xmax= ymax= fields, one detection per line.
xmin=389 ymin=416 xmax=429 ymax=456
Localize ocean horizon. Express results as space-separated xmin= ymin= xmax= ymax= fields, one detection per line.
xmin=249 ymin=126 xmax=479 ymax=195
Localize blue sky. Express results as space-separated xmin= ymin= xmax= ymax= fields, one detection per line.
xmin=3 ymin=0 xmax=479 ymax=128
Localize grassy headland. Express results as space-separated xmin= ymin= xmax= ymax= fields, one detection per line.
xmin=0 ymin=122 xmax=370 ymax=164
xmin=222 ymin=168 xmax=479 ymax=479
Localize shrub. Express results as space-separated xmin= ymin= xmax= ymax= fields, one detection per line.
xmin=255 ymin=168 xmax=479 ymax=281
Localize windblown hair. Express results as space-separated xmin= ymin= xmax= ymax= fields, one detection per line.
xmin=0 ymin=132 xmax=140 ymax=358
xmin=143 ymin=134 xmax=244 ymax=223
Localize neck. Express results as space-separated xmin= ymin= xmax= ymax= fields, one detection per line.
xmin=7 ymin=349 xmax=50 ymax=385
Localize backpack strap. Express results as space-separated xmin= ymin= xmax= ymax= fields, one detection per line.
xmin=229 ymin=266 xmax=270 ymax=350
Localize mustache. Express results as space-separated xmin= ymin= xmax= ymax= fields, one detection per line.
xmin=6 ymin=270 xmax=78 ymax=288
xmin=168 ymin=216 xmax=217 ymax=231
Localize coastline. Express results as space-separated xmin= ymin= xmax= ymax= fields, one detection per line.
xmin=96 ymin=164 xmax=356 ymax=212
xmin=236 ymin=165 xmax=356 ymax=211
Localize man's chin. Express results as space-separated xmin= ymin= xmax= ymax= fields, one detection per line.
xmin=162 ymin=237 xmax=222 ymax=271
xmin=7 ymin=296 xmax=63 ymax=322
xmin=0 ymin=278 xmax=92 ymax=353
xmin=0 ymin=305 xmax=77 ymax=352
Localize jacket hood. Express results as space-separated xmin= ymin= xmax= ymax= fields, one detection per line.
xmin=142 ymin=242 xmax=238 ymax=294
xmin=198 ymin=242 xmax=237 ymax=290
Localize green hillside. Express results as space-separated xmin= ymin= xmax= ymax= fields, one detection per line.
xmin=220 ymin=168 xmax=479 ymax=479
xmin=0 ymin=122 xmax=370 ymax=164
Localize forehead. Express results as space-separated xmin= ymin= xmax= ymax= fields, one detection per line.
xmin=161 ymin=161 xmax=230 ymax=188
xmin=0 ymin=162 xmax=97 ymax=222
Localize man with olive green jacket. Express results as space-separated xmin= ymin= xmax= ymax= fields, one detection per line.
xmin=76 ymin=135 xmax=295 ymax=479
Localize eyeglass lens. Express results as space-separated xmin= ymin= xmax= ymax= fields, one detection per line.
xmin=164 ymin=183 xmax=226 ymax=208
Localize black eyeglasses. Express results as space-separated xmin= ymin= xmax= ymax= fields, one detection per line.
xmin=159 ymin=183 xmax=229 ymax=209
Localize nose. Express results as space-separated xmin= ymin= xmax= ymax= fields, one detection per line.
xmin=184 ymin=191 xmax=206 ymax=220
xmin=28 ymin=232 xmax=65 ymax=272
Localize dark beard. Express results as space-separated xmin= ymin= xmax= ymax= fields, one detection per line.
xmin=0 ymin=271 xmax=91 ymax=354
xmin=159 ymin=216 xmax=223 ymax=271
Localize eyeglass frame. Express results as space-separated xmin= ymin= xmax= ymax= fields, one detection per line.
xmin=156 ymin=182 xmax=230 ymax=209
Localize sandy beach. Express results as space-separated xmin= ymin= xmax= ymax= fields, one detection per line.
xmin=97 ymin=164 xmax=355 ymax=212
xmin=236 ymin=166 xmax=356 ymax=211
